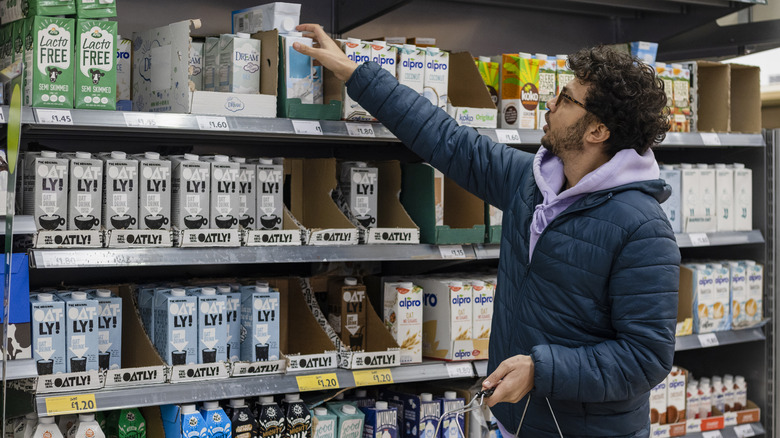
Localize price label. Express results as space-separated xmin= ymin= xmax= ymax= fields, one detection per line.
xmin=734 ymin=424 xmax=756 ymax=437
xmin=353 ymin=369 xmax=394 ymax=386
xmin=446 ymin=362 xmax=474 ymax=378
xmin=0 ymin=109 xmax=6 ymax=123
xmin=123 ymin=112 xmax=157 ymax=128
xmin=296 ymin=373 xmax=339 ymax=391
xmin=346 ymin=123 xmax=376 ymax=137
xmin=292 ymin=120 xmax=323 ymax=136
xmin=700 ymin=133 xmax=722 ymax=146
xmin=702 ymin=431 xmax=723 ymax=438
xmin=496 ymin=129 xmax=521 ymax=144
xmin=37 ymin=109 xmax=73 ymax=125
xmin=698 ymin=333 xmax=719 ymax=348
xmin=439 ymin=245 xmax=467 ymax=259
xmin=689 ymin=233 xmax=710 ymax=246
xmin=197 ymin=116 xmax=229 ymax=131
xmin=45 ymin=394 xmax=96 ymax=416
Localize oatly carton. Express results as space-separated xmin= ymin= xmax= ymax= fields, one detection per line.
xmin=340 ymin=38 xmax=372 ymax=120
xmin=32 ymin=16 xmax=75 ymax=108
xmin=659 ymin=165 xmax=681 ymax=233
xmin=191 ymin=287 xmax=228 ymax=364
xmin=255 ymin=158 xmax=284 ymax=230
xmin=75 ymin=19 xmax=116 ymax=110
xmin=217 ymin=285 xmax=241 ymax=361
xmin=233 ymin=157 xmax=257 ymax=229
xmin=218 ymin=33 xmax=261 ymax=94
xmin=24 ymin=151 xmax=69 ymax=231
xmin=714 ymin=164 xmax=734 ymax=232
xmin=203 ymin=37 xmax=219 ymax=92
xmin=90 ymin=289 xmax=122 ymax=370
xmin=240 ymin=286 xmax=281 ymax=362
xmin=59 ymin=291 xmax=100 ymax=372
xmin=190 ymin=41 xmax=204 ymax=91
xmin=732 ymin=164 xmax=752 ymax=231
xmin=134 ymin=152 xmax=172 ymax=230
xmin=31 ymin=293 xmax=67 ymax=375
xmin=371 ymin=41 xmax=397 ymax=77
xmin=328 ymin=277 xmax=367 ymax=351
xmin=170 ymin=154 xmax=211 ymax=230
xmin=136 ymin=286 xmax=160 ymax=344
xmin=361 ymin=402 xmax=397 ymax=438
xmin=100 ymin=152 xmax=139 ymax=230
xmin=340 ymin=161 xmax=378 ymax=229
xmin=65 ymin=152 xmax=102 ymax=231
xmin=423 ymin=47 xmax=448 ymax=110
xmin=383 ymin=281 xmax=423 ymax=364
xmin=469 ymin=279 xmax=493 ymax=340
xmin=154 ymin=288 xmax=197 ymax=366
xmin=397 ymin=44 xmax=425 ymax=94
xmin=203 ymin=155 xmax=240 ymax=230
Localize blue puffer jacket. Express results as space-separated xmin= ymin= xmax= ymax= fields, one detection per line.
xmin=347 ymin=62 xmax=681 ymax=437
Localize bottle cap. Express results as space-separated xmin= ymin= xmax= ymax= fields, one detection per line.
xmin=229 ymin=399 xmax=246 ymax=407
xmin=203 ymin=401 xmax=220 ymax=409
xmin=217 ymin=286 xmax=232 ymax=294
xmin=347 ymin=38 xmax=362 ymax=44
xmin=71 ymin=291 xmax=88 ymax=300
xmin=236 ymin=32 xmax=251 ymax=39
xmin=181 ymin=404 xmax=198 ymax=414
xmin=171 ymin=288 xmax=187 ymax=297
xmin=78 ymin=414 xmax=94 ymax=421
xmin=201 ymin=287 xmax=216 ymax=295
xmin=345 ymin=277 xmax=358 ymax=286
xmin=342 ymin=404 xmax=357 ymax=414
xmin=39 ymin=417 xmax=55 ymax=424
xmin=41 ymin=151 xmax=57 ymax=158
xmin=184 ymin=153 xmax=200 ymax=161
xmin=213 ymin=154 xmax=230 ymax=162
xmin=421 ymin=393 xmax=433 ymax=402
xmin=285 ymin=393 xmax=301 ymax=402
xmin=260 ymin=396 xmax=275 ymax=404
xmin=314 ymin=407 xmax=328 ymax=416
xmin=375 ymin=401 xmax=388 ymax=409
xmin=444 ymin=391 xmax=458 ymax=400
xmin=37 ymin=293 xmax=54 ymax=302
xmin=478 ymin=56 xmax=491 ymax=63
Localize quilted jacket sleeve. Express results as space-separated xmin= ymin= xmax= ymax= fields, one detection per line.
xmin=530 ymin=216 xmax=681 ymax=402
xmin=346 ymin=62 xmax=533 ymax=211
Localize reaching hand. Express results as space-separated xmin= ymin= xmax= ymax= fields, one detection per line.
xmin=482 ymin=354 xmax=535 ymax=407
xmin=293 ymin=24 xmax=359 ymax=82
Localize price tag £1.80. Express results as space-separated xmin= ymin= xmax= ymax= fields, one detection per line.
xmin=446 ymin=362 xmax=474 ymax=378
xmin=346 ymin=122 xmax=376 ymax=137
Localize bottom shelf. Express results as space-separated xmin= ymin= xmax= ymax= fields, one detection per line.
xmin=684 ymin=422 xmax=764 ymax=437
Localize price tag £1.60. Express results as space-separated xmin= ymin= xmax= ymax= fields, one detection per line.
xmin=45 ymin=394 xmax=97 ymax=416
xmin=197 ymin=116 xmax=229 ymax=131
xmin=496 ymin=129 xmax=521 ymax=144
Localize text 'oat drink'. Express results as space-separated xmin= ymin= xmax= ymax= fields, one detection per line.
xmin=256 ymin=396 xmax=285 ymax=438
xmin=59 ymin=291 xmax=100 ymax=372
xmin=217 ymin=285 xmax=241 ymax=361
xmin=204 ymin=155 xmax=240 ymax=230
xmin=101 ymin=151 xmax=139 ymax=230
xmin=240 ymin=285 xmax=280 ymax=361
xmin=32 ymin=16 xmax=75 ymax=108
xmin=134 ymin=152 xmax=172 ymax=230
xmin=383 ymin=281 xmax=423 ymax=364
xmin=31 ymin=293 xmax=66 ymax=375
xmin=232 ymin=157 xmax=256 ymax=229
xmin=423 ymin=47 xmax=448 ymax=110
xmin=190 ymin=41 xmax=204 ymax=91
xmin=397 ymin=44 xmax=425 ymax=94
xmin=328 ymin=277 xmax=367 ymax=351
xmin=203 ymin=37 xmax=219 ymax=92
xmin=218 ymin=32 xmax=261 ymax=93
xmin=171 ymin=154 xmax=211 ymax=230
xmin=192 ymin=287 xmax=227 ymax=364
xmin=154 ymin=288 xmax=197 ymax=365
xmin=728 ymin=262 xmax=748 ymax=329
xmin=470 ymin=280 xmax=493 ymax=340
xmin=361 ymin=401 xmax=397 ymax=438
xmin=91 ymin=289 xmax=122 ymax=370
xmin=340 ymin=161 xmax=378 ymax=229
xmin=255 ymin=158 xmax=284 ymax=230
xmin=24 ymin=151 xmax=69 ymax=231
xmin=66 ymin=152 xmax=102 ymax=231
xmin=313 ymin=408 xmax=336 ymax=438
xmin=76 ymin=19 xmax=116 ymax=110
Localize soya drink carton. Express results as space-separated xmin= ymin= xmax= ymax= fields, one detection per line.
xmin=66 ymin=152 xmax=102 ymax=231
xmin=32 ymin=417 xmax=64 ymax=438
xmin=91 ymin=289 xmax=122 ymax=370
xmin=361 ymin=401 xmax=397 ymax=438
xmin=190 ymin=41 xmax=204 ymax=91
xmin=328 ymin=277 xmax=368 ymax=350
xmin=331 ymin=404 xmax=364 ymax=438
xmin=283 ymin=393 xmax=312 ymax=438
xmin=200 ymin=401 xmax=231 ymax=438
xmin=203 ymin=155 xmax=240 ymax=230
xmin=228 ymin=398 xmax=258 ymax=438
xmin=100 ymin=151 xmax=139 ymax=231
xmin=31 ymin=16 xmax=75 ymax=108
xmin=500 ymin=53 xmax=539 ymax=129
xmin=170 ymin=154 xmax=211 ymax=231
xmin=134 ymin=152 xmax=172 ymax=230
xmin=397 ymin=44 xmax=425 ymax=94
xmin=117 ymin=408 xmax=146 ymax=438
xmin=423 ymin=47 xmax=448 ymax=110
xmin=31 ymin=293 xmax=66 ymax=374
xmin=217 ymin=285 xmax=241 ymax=361
xmin=154 ymin=288 xmax=197 ymax=366
xmin=240 ymin=285 xmax=281 ymax=361
xmin=438 ymin=392 xmax=464 ymax=438
xmin=256 ymin=396 xmax=285 ymax=438
xmin=340 ymin=38 xmax=371 ymax=120
xmin=313 ymin=408 xmax=337 ymax=438
xmin=59 ymin=291 xmax=99 ymax=372
xmin=535 ymin=54 xmax=556 ymax=130
xmin=24 ymin=151 xmax=69 ymax=231
xmin=255 ymin=158 xmax=284 ymax=230
xmin=203 ymin=37 xmax=219 ymax=92
xmin=180 ymin=404 xmax=208 ymax=438
xmin=192 ymin=287 xmax=228 ymax=363
xmin=383 ymin=281 xmax=423 ymax=364
xmin=75 ymin=19 xmax=116 ymax=110
xmin=233 ymin=157 xmax=257 ymax=229
xmin=217 ymin=32 xmax=261 ymax=93
xmin=281 ymin=32 xmax=314 ymax=104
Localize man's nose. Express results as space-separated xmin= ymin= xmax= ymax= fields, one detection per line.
xmin=547 ymin=94 xmax=558 ymax=111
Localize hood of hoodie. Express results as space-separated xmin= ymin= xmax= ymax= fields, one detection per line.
xmin=528 ymin=146 xmax=662 ymax=260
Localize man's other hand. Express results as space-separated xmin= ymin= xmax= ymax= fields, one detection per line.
xmin=482 ymin=354 xmax=535 ymax=407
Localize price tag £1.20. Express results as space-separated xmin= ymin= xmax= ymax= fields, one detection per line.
xmin=353 ymin=369 xmax=393 ymax=386
xmin=45 ymin=394 xmax=97 ymax=416
xmin=296 ymin=373 xmax=339 ymax=391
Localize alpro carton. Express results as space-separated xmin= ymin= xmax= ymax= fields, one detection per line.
xmin=423 ymin=47 xmax=448 ymax=110
xmin=340 ymin=38 xmax=372 ymax=120
xmin=76 ymin=0 xmax=116 ymax=19
xmin=685 ymin=264 xmax=723 ymax=334
xmin=189 ymin=41 xmax=203 ymax=91
xmin=340 ymin=161 xmax=379 ymax=229
xmin=32 ymin=16 xmax=75 ymax=108
xmin=732 ymin=164 xmax=752 ymax=231
xmin=255 ymin=158 xmax=284 ymax=230
xmin=330 ymin=404 xmax=364 ymax=438
xmin=535 ymin=54 xmax=557 ymax=130
xmin=397 ymin=44 xmax=425 ymax=94
xmin=500 ymin=53 xmax=539 ymax=129
xmin=420 ymin=278 xmax=474 ymax=360
xmin=555 ymin=55 xmax=574 ymax=95
xmin=233 ymin=157 xmax=257 ymax=229
xmin=281 ymin=32 xmax=313 ymax=104
xmin=154 ymin=288 xmax=197 ymax=366
xmin=217 ymin=32 xmax=261 ymax=94
xmin=31 ymin=293 xmax=67 ymax=375
xmin=90 ymin=289 xmax=122 ymax=370
xmin=667 ymin=367 xmax=687 ymax=424
xmin=170 ymin=154 xmax=211 ymax=230
xmin=328 ymin=277 xmax=367 ymax=351
xmin=116 ymin=37 xmax=131 ymax=110
xmin=134 ymin=152 xmax=172 ymax=230
xmin=361 ymin=402 xmax=397 ymax=438
xmin=383 ymin=281 xmax=423 ymax=364
xmin=728 ymin=262 xmax=749 ymax=329
xmin=217 ymin=285 xmax=241 ymax=361
xmin=714 ymin=164 xmax=734 ymax=232
xmin=65 ymin=152 xmax=102 ymax=231
xmin=191 ymin=287 xmax=227 ymax=363
xmin=59 ymin=291 xmax=99 ymax=372
xmin=470 ymin=279 xmax=493 ymax=340
xmin=240 ymin=285 xmax=281 ymax=362
xmin=203 ymin=37 xmax=219 ymax=91
xmin=203 ymin=155 xmax=240 ymax=230
xmin=75 ymin=19 xmax=116 ymax=110
xmin=100 ymin=151 xmax=139 ymax=230
xmin=23 ymin=151 xmax=69 ymax=231
xmin=649 ymin=377 xmax=667 ymax=424
xmin=743 ymin=261 xmax=763 ymax=327
xmin=659 ymin=165 xmax=681 ymax=233
xmin=371 ymin=41 xmax=397 ymax=77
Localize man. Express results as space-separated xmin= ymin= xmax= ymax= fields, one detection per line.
xmin=294 ymin=25 xmax=680 ymax=437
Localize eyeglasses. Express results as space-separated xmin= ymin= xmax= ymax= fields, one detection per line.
xmin=558 ymin=91 xmax=588 ymax=111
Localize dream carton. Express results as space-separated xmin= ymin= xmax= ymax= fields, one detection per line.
xmin=134 ymin=152 xmax=172 ymax=230
xmin=191 ymin=287 xmax=227 ymax=363
xmin=154 ymin=288 xmax=197 ymax=365
xmin=31 ymin=16 xmax=75 ymax=108
xmin=189 ymin=41 xmax=203 ymax=91
xmin=100 ymin=151 xmax=139 ymax=230
xmin=23 ymin=151 xmax=69 ymax=231
xmin=75 ymin=19 xmax=116 ymax=110
xmin=90 ymin=289 xmax=122 ymax=370
xmin=65 ymin=152 xmax=102 ymax=231
xmin=203 ymin=155 xmax=240 ymax=230
xmin=383 ymin=281 xmax=423 ymax=364
xmin=423 ymin=47 xmax=448 ymax=110
xmin=31 ymin=293 xmax=67 ymax=374
xmin=59 ymin=291 xmax=99 ymax=372
xmin=240 ymin=285 xmax=281 ymax=362
xmin=217 ymin=33 xmax=261 ymax=94
xmin=203 ymin=37 xmax=219 ymax=92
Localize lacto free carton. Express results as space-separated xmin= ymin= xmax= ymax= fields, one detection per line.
xmin=203 ymin=155 xmax=240 ymax=230
xmin=255 ymin=158 xmax=284 ymax=230
xmin=659 ymin=165 xmax=681 ymax=233
xmin=189 ymin=41 xmax=204 ymax=91
xmin=101 ymin=152 xmax=139 ymax=230
xmin=397 ymin=44 xmax=425 ymax=94
xmin=75 ymin=19 xmax=116 ymax=110
xmin=32 ymin=16 xmax=75 ymax=108
xmin=383 ymin=281 xmax=423 ymax=364
xmin=170 ymin=154 xmax=211 ymax=230
xmin=423 ymin=47 xmax=448 ymax=110
xmin=233 ymin=157 xmax=257 ymax=229
xmin=66 ymin=152 xmax=102 ymax=231
xmin=240 ymin=286 xmax=281 ymax=362
xmin=217 ymin=33 xmax=261 ymax=94
xmin=31 ymin=293 xmax=67 ymax=375
xmin=134 ymin=152 xmax=172 ymax=230
xmin=59 ymin=291 xmax=99 ymax=372
xmin=191 ymin=287 xmax=227 ymax=364
xmin=154 ymin=288 xmax=197 ymax=366
xmin=90 ymin=289 xmax=122 ymax=370
xmin=24 ymin=151 xmax=69 ymax=231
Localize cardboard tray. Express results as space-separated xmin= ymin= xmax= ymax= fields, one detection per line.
xmin=724 ymin=400 xmax=761 ymax=426
xmin=243 ymin=207 xmax=306 ymax=246
xmin=685 ymin=408 xmax=725 ymax=433
xmin=446 ymin=51 xmax=498 ymax=129
xmin=277 ymin=34 xmax=342 ymax=120
xmin=686 ymin=61 xmax=761 ymax=134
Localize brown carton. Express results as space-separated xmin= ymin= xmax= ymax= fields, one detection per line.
xmin=328 ymin=277 xmax=368 ymax=351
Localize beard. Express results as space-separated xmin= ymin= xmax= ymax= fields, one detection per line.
xmin=541 ymin=114 xmax=590 ymax=158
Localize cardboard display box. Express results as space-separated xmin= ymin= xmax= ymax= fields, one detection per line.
xmin=400 ymin=163 xmax=485 ymax=244
xmin=687 ymin=61 xmax=761 ymax=133
xmin=724 ymin=400 xmax=761 ymax=426
xmin=685 ymin=408 xmax=724 ymax=434
xmin=446 ymin=52 xmax=498 ymax=129
xmin=1 ymin=254 xmax=32 ymax=361
xmin=243 ymin=207 xmax=306 ymax=246
xmin=278 ymin=35 xmax=341 ymax=120
xmin=485 ymin=204 xmax=502 ymax=244
xmin=676 ymin=266 xmax=694 ymax=337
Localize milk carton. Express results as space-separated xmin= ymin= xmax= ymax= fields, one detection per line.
xmin=232 ymin=2 xmax=301 ymax=34
xmin=116 ymin=37 xmax=132 ymax=110
xmin=331 ymin=404 xmax=364 ymax=438
xmin=371 ymin=41 xmax=397 ymax=77
xmin=697 ymin=163 xmax=716 ymax=221
xmin=134 ymin=152 xmax=172 ymax=230
xmin=555 ymin=55 xmax=574 ymax=95
xmin=667 ymin=367 xmax=687 ymax=424
xmin=686 ymin=264 xmax=722 ymax=334
xmin=90 ymin=289 xmax=122 ymax=370
xmin=180 ymin=405 xmax=207 ymax=438
xmin=23 ymin=151 xmax=69 ymax=231
xmin=59 ymin=291 xmax=100 ymax=372
xmin=202 ymin=155 xmax=240 ymax=230
xmin=328 ymin=277 xmax=368 ymax=350
xmin=281 ymin=32 xmax=314 ymax=104
xmin=31 ymin=16 xmax=75 ymax=108
xmin=117 ymin=408 xmax=146 ymax=438
xmin=383 ymin=281 xmax=423 ymax=364
xmin=438 ymin=392 xmax=464 ymax=438
xmin=423 ymin=47 xmax=448 ymax=110
xmin=713 ymin=164 xmax=734 ymax=231
xmin=240 ymin=285 xmax=281 ymax=361
xmin=397 ymin=44 xmax=425 ymax=94
xmin=192 ymin=287 xmax=227 ymax=363
xmin=75 ymin=19 xmax=116 ymax=110
xmin=30 ymin=293 xmax=67 ymax=375
xmin=361 ymin=402 xmax=397 ymax=438
xmin=314 ymin=408 xmax=337 ymax=438
xmin=649 ymin=376 xmax=667 ymax=424
xmin=728 ymin=262 xmax=749 ymax=329
xmin=218 ymin=285 xmax=241 ymax=361
xmin=100 ymin=151 xmax=139 ymax=230
xmin=255 ymin=158 xmax=284 ymax=230
xmin=709 ymin=263 xmax=732 ymax=331
xmin=200 ymin=401 xmax=231 ymax=438
xmin=154 ymin=288 xmax=197 ymax=366
xmin=203 ymin=37 xmax=219 ymax=92
xmin=66 ymin=152 xmax=102 ymax=231
xmin=256 ymin=396 xmax=285 ymax=438
xmin=233 ymin=157 xmax=257 ymax=229
xmin=170 ymin=154 xmax=211 ymax=230
xmin=76 ymin=0 xmax=117 ymax=19
xmin=679 ymin=163 xmax=701 ymax=232
xmin=218 ymin=33 xmax=261 ymax=94
xmin=340 ymin=38 xmax=372 ymax=120
xmin=743 ymin=261 xmax=763 ymax=327
xmin=535 ymin=54 xmax=557 ymax=130
xmin=500 ymin=53 xmax=538 ymax=129
xmin=732 ymin=164 xmax=752 ymax=231
xmin=340 ymin=161 xmax=378 ymax=229
xmin=32 ymin=417 xmax=64 ymax=438
xmin=189 ymin=41 xmax=204 ymax=91
xmin=419 ymin=393 xmax=440 ymax=438
xmin=659 ymin=165 xmax=681 ymax=233
xmin=470 ymin=280 xmax=493 ymax=340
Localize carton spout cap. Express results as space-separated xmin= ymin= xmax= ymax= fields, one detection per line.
xmin=534 ymin=53 xmax=548 ymax=60
xmin=259 ymin=396 xmax=274 ymax=404
xmin=229 ymin=398 xmax=246 ymax=407
xmin=344 ymin=277 xmax=358 ymax=286
xmin=75 ymin=152 xmax=92 ymax=159
xmin=232 ymin=156 xmax=246 ymax=163
xmin=342 ymin=404 xmax=356 ymax=414
xmin=181 ymin=404 xmax=198 ymax=414
xmin=478 ymin=56 xmax=491 ymax=63
xmin=347 ymin=38 xmax=362 ymax=44
xmin=203 ymin=401 xmax=220 ymax=410
xmin=217 ymin=286 xmax=232 ymax=293
xmin=184 ymin=153 xmax=200 ymax=161
xmin=258 ymin=158 xmax=274 ymax=165
xmin=78 ymin=414 xmax=94 ymax=422
xmin=404 ymin=44 xmax=416 ymax=50
xmin=110 ymin=151 xmax=127 ymax=159
xmin=171 ymin=288 xmax=187 ymax=296
xmin=285 ymin=393 xmax=301 ymax=402
xmin=732 ymin=163 xmax=745 ymax=169
xmin=375 ymin=401 xmax=388 ymax=409
xmin=355 ymin=389 xmax=367 ymax=397
xmin=41 ymin=151 xmax=58 ymax=158
xmin=281 ymin=17 xmax=296 ymax=33
xmin=236 ymin=32 xmax=251 ymax=39
xmin=71 ymin=291 xmax=88 ymax=300
xmin=37 ymin=293 xmax=54 ymax=302
xmin=314 ymin=407 xmax=328 ymax=416
xmin=96 ymin=289 xmax=112 ymax=298
xmin=201 ymin=287 xmax=216 ymax=295
xmin=145 ymin=152 xmax=161 ymax=159
xmin=735 ymin=375 xmax=745 ymax=384
xmin=444 ymin=391 xmax=458 ymax=400
xmin=213 ymin=154 xmax=230 ymax=162
xmin=421 ymin=393 xmax=433 ymax=402
xmin=372 ymin=40 xmax=387 ymax=47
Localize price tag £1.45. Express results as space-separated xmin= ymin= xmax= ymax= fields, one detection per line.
xmin=37 ymin=109 xmax=73 ymax=125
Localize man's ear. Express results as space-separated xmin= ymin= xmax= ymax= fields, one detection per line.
xmin=586 ymin=121 xmax=610 ymax=145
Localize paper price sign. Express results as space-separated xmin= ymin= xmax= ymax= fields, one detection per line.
xmin=496 ymin=129 xmax=521 ymax=144
xmin=37 ymin=109 xmax=73 ymax=125
xmin=197 ymin=116 xmax=229 ymax=131
xmin=700 ymin=133 xmax=722 ymax=146
xmin=346 ymin=123 xmax=376 ymax=137
xmin=689 ymin=233 xmax=710 ymax=246
xmin=702 ymin=431 xmax=723 ymax=438
xmin=292 ymin=120 xmax=323 ymax=136
xmin=698 ymin=333 xmax=719 ymax=348
xmin=0 ymin=109 xmax=6 ymax=123
xmin=45 ymin=394 xmax=96 ymax=415
xmin=123 ymin=113 xmax=157 ymax=128
xmin=446 ymin=362 xmax=474 ymax=378
xmin=353 ymin=369 xmax=394 ymax=386
xmin=440 ymin=245 xmax=467 ymax=259
xmin=296 ymin=373 xmax=340 ymax=391
xmin=734 ymin=424 xmax=756 ymax=437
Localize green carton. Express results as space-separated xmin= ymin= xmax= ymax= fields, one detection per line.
xmin=75 ymin=19 xmax=116 ymax=110
xmin=76 ymin=0 xmax=116 ymax=18
xmin=31 ymin=16 xmax=74 ymax=108
xmin=277 ymin=34 xmax=341 ymax=120
xmin=30 ymin=0 xmax=76 ymax=16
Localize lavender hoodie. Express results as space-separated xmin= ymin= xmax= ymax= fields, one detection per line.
xmin=529 ymin=146 xmax=661 ymax=260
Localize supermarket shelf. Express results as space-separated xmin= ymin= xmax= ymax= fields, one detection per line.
xmin=0 ymin=216 xmax=37 ymax=234
xmin=675 ymin=230 xmax=764 ymax=248
xmin=685 ymin=423 xmax=765 ymax=437
xmin=1 ymin=359 xmax=37 ymax=380
xmin=474 ymin=360 xmax=489 ymax=378
xmin=675 ymin=327 xmax=766 ymax=351
xmin=474 ymin=244 xmax=501 ymax=260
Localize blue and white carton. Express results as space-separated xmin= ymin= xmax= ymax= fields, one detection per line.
xmin=281 ymin=32 xmax=313 ymax=104
xmin=180 ymin=404 xmax=208 ymax=438
xmin=191 ymin=287 xmax=228 ymax=363
xmin=438 ymin=392 xmax=464 ymax=438
xmin=154 ymin=288 xmax=198 ymax=365
xmin=240 ymin=285 xmax=281 ymax=361
xmin=90 ymin=289 xmax=122 ymax=370
xmin=396 ymin=45 xmax=426 ymax=94
xmin=419 ymin=393 xmax=440 ymax=438
xmin=136 ymin=286 xmax=159 ymax=343
xmin=59 ymin=291 xmax=100 ymax=372
xmin=685 ymin=264 xmax=724 ymax=334
xmin=200 ymin=401 xmax=231 ymax=438
xmin=218 ymin=285 xmax=242 ymax=361
xmin=330 ymin=404 xmax=364 ymax=438
xmin=360 ymin=401 xmax=397 ymax=438
xmin=378 ymin=389 xmax=440 ymax=438
xmin=743 ymin=260 xmax=763 ymax=327
xmin=30 ymin=293 xmax=67 ymax=374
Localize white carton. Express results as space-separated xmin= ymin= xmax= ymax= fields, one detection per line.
xmin=90 ymin=289 xmax=122 ymax=370
xmin=659 ymin=165 xmax=681 ymax=233
xmin=714 ymin=164 xmax=734 ymax=232
xmin=697 ymin=163 xmax=716 ymax=229
xmin=649 ymin=378 xmax=667 ymax=425
xmin=232 ymin=2 xmax=301 ymax=34
xmin=154 ymin=288 xmax=197 ymax=365
xmin=383 ymin=281 xmax=423 ymax=364
xmin=59 ymin=291 xmax=100 ymax=372
xmin=686 ymin=264 xmax=725 ymax=333
xmin=396 ymin=44 xmax=425 ymax=94
xmin=170 ymin=154 xmax=211 ymax=230
xmin=23 ymin=151 xmax=69 ymax=231
xmin=470 ymin=280 xmax=494 ymax=340
xmin=100 ymin=151 xmax=139 ymax=231
xmin=281 ymin=32 xmax=313 ymax=104
xmin=189 ymin=41 xmax=204 ymax=91
xmin=31 ymin=293 xmax=67 ymax=375
xmin=240 ymin=286 xmax=281 ymax=362
xmin=419 ymin=278 xmax=484 ymax=361
xmin=203 ymin=37 xmax=219 ymax=92
xmin=423 ymin=47 xmax=448 ymax=110
xmin=743 ymin=261 xmax=763 ymax=327
xmin=433 ymin=167 xmax=444 ymax=226
xmin=116 ymin=37 xmax=132 ymax=110
xmin=709 ymin=263 xmax=732 ymax=331
xmin=340 ymin=161 xmax=379 ymax=229
xmin=667 ymin=367 xmax=687 ymax=424
xmin=203 ymin=155 xmax=240 ymax=230
xmin=255 ymin=158 xmax=284 ymax=230
xmin=370 ymin=41 xmax=397 ymax=78
xmin=217 ymin=33 xmax=261 ymax=94
xmin=134 ymin=152 xmax=172 ymax=230
xmin=65 ymin=152 xmax=103 ymax=231
xmin=233 ymin=157 xmax=257 ymax=229
xmin=340 ymin=38 xmax=372 ymax=121
xmin=732 ymin=164 xmax=752 ymax=231
xmin=191 ymin=287 xmax=228 ymax=364
xmin=728 ymin=262 xmax=749 ymax=329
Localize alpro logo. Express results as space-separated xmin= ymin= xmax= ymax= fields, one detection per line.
xmin=399 ymin=296 xmax=421 ymax=308
xmin=403 ymin=59 xmax=423 ymax=69
xmin=669 ymin=380 xmax=685 ymax=390
xmin=423 ymin=293 xmax=437 ymax=307
xmin=698 ymin=278 xmax=714 ymax=286
xmin=347 ymin=53 xmax=370 ymax=63
xmin=715 ymin=277 xmax=729 ymax=285
xmin=374 ymin=55 xmax=395 ymax=67
xmin=521 ymin=83 xmax=539 ymax=110
xmin=474 ymin=295 xmax=493 ymax=305
xmin=454 ymin=349 xmax=472 ymax=359
xmin=426 ymin=60 xmax=448 ymax=72
xmin=451 ymin=296 xmax=471 ymax=306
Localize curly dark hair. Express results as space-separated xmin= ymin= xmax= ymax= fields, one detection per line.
xmin=568 ymin=45 xmax=669 ymax=156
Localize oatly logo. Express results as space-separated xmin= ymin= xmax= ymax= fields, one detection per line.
xmin=197 ymin=232 xmax=232 ymax=243
xmin=34 ymin=307 xmax=63 ymax=335
xmin=170 ymin=301 xmax=196 ymax=328
xmin=254 ymin=297 xmax=278 ymax=322
xmin=298 ymin=356 xmax=332 ymax=368
xmin=53 ymin=375 xmax=91 ymax=387
xmin=364 ymin=354 xmax=396 ymax=366
xmin=125 ymin=233 xmax=164 ymax=245
xmin=260 ymin=234 xmax=293 ymax=244
xmin=38 ymin=163 xmax=67 ymax=191
xmin=122 ymin=369 xmax=158 ymax=382
xmin=53 ymin=234 xmax=93 ymax=246
xmin=99 ymin=303 xmax=121 ymax=329
xmin=143 ymin=166 xmax=170 ymax=191
xmin=69 ymin=306 xmax=97 ymax=333
xmin=322 ymin=232 xmax=351 ymax=242
xmin=201 ymin=301 xmax=226 ymax=326
xmin=377 ymin=232 xmax=412 ymax=242
xmin=186 ymin=365 xmax=221 ymax=378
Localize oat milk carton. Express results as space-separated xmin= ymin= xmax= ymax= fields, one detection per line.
xmin=154 ymin=288 xmax=197 ymax=366
xmin=383 ymin=281 xmax=423 ymax=364
xmin=361 ymin=402 xmax=397 ymax=438
xmin=500 ymin=53 xmax=538 ymax=129
xmin=116 ymin=37 xmax=132 ymax=110
xmin=743 ymin=260 xmax=763 ymax=327
xmin=136 ymin=286 xmax=160 ymax=344
xmin=170 ymin=154 xmax=211 ymax=230
xmin=340 ymin=38 xmax=372 ymax=120
xmin=328 ymin=277 xmax=368 ymax=351
xmin=340 ymin=161 xmax=378 ymax=229
xmin=371 ymin=40 xmax=397 ymax=77
xmin=255 ymin=158 xmax=284 ymax=230
xmin=90 ymin=289 xmax=122 ymax=370
xmin=66 ymin=152 xmax=102 ymax=231
xmin=470 ymin=279 xmax=493 ymax=340
xmin=732 ymin=164 xmax=752 ymax=231
xmin=75 ymin=19 xmax=116 ymax=110
xmin=714 ymin=164 xmax=734 ymax=232
xmin=240 ymin=285 xmax=281 ymax=362
xmin=728 ymin=262 xmax=749 ymax=329
xmin=423 ymin=47 xmax=448 ymax=110
xmin=659 ymin=165 xmax=681 ymax=233
xmin=535 ymin=54 xmax=556 ymax=130
xmin=397 ymin=44 xmax=425 ymax=94
xmin=281 ymin=32 xmax=314 ymax=104
xmin=331 ymin=404 xmax=364 ymax=438
xmin=697 ymin=163 xmax=716 ymax=224
xmin=679 ymin=163 xmax=702 ymax=232
xmin=24 ymin=151 xmax=69 ymax=231
xmin=448 ymin=281 xmax=472 ymax=341
xmin=217 ymin=285 xmax=241 ymax=361
xmin=203 ymin=155 xmax=240 ymax=230
xmin=32 ymin=16 xmax=75 ymax=108
xmin=709 ymin=263 xmax=731 ymax=331
xmin=31 ymin=293 xmax=67 ymax=375
xmin=686 ymin=264 xmax=721 ymax=334
xmin=189 ymin=41 xmax=204 ymax=91
xmin=59 ymin=291 xmax=100 ymax=372
xmin=667 ymin=367 xmax=687 ymax=424
xmin=191 ymin=287 xmax=228 ymax=364
xmin=101 ymin=151 xmax=139 ymax=230
xmin=233 ymin=157 xmax=257 ymax=229
xmin=203 ymin=37 xmax=219 ymax=92
xmin=555 ymin=55 xmax=574 ymax=95
xmin=134 ymin=152 xmax=172 ymax=230
xmin=218 ymin=33 xmax=261 ymax=94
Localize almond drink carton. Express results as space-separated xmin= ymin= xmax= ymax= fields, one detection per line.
xmin=667 ymin=366 xmax=687 ymax=423
xmin=728 ymin=262 xmax=749 ymax=329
